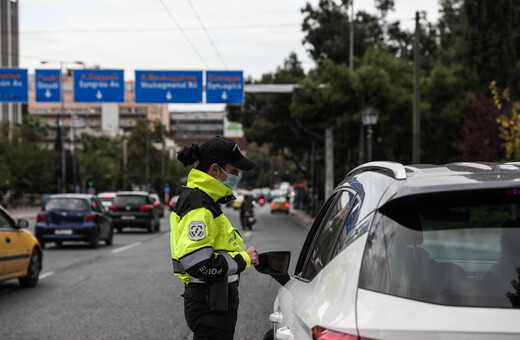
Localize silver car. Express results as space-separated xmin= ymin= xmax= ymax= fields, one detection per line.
xmin=259 ymin=162 xmax=520 ymax=340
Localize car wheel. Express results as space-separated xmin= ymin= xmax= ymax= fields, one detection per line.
xmin=37 ymin=238 xmax=45 ymax=249
xmin=105 ymin=228 xmax=114 ymax=245
xmin=155 ymin=219 xmax=160 ymax=232
xmin=19 ymin=248 xmax=42 ymax=288
xmin=90 ymin=231 xmax=99 ymax=248
xmin=147 ymin=221 xmax=154 ymax=233
xmin=262 ymin=328 xmax=274 ymax=340
xmin=117 ymin=228 xmax=123 ymax=233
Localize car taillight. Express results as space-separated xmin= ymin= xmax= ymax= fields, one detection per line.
xmin=284 ymin=203 xmax=290 ymax=208
xmin=140 ymin=205 xmax=152 ymax=211
xmin=312 ymin=326 xmax=360 ymax=340
xmin=153 ymin=201 xmax=159 ymax=207
xmin=169 ymin=201 xmax=174 ymax=206
xmin=312 ymin=326 xmax=376 ymax=340
xmin=259 ymin=198 xmax=265 ymax=203
xmin=37 ymin=213 xmax=46 ymax=222
xmin=84 ymin=213 xmax=96 ymax=222
xmin=109 ymin=205 xmax=117 ymax=211
xmin=271 ymin=202 xmax=275 ymax=207
xmin=247 ymin=212 xmax=254 ymax=217
xmin=92 ymin=203 xmax=97 ymax=209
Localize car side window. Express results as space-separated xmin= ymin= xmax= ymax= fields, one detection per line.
xmin=331 ymin=199 xmax=361 ymax=258
xmin=92 ymin=198 xmax=103 ymax=213
xmin=0 ymin=211 xmax=14 ymax=228
xmin=300 ymin=190 xmax=356 ymax=280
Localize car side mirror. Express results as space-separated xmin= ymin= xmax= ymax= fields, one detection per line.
xmin=254 ymin=251 xmax=291 ymax=286
xmin=17 ymin=219 xmax=29 ymax=228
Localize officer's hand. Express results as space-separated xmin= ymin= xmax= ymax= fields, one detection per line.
xmin=246 ymin=247 xmax=259 ymax=266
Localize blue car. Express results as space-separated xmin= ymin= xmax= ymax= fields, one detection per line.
xmin=35 ymin=194 xmax=113 ymax=248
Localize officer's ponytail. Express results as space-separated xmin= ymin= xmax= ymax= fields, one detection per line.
xmin=177 ymin=143 xmax=200 ymax=167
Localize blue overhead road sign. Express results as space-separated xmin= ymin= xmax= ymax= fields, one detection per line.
xmin=35 ymin=69 xmax=61 ymax=102
xmin=206 ymin=71 xmax=244 ymax=104
xmin=0 ymin=68 xmax=28 ymax=103
xmin=73 ymin=70 xmax=124 ymax=103
xmin=135 ymin=70 xmax=203 ymax=103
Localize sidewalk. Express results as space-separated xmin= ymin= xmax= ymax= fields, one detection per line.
xmin=290 ymin=208 xmax=315 ymax=229
xmin=6 ymin=207 xmax=40 ymax=220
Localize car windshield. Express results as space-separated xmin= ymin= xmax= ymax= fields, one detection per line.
xmin=44 ymin=198 xmax=89 ymax=212
xmin=361 ymin=189 xmax=520 ymax=308
xmin=114 ymin=196 xmax=147 ymax=206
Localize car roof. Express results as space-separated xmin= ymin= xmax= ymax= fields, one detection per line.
xmin=341 ymin=162 xmax=520 ymax=221
xmin=345 ymin=162 xmax=520 ymax=192
xmin=48 ymin=194 xmax=95 ymax=200
xmin=98 ymin=192 xmax=116 ymax=196
xmin=116 ymin=191 xmax=150 ymax=196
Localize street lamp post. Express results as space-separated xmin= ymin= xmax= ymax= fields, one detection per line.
xmin=41 ymin=60 xmax=84 ymax=193
xmin=362 ymin=107 xmax=379 ymax=162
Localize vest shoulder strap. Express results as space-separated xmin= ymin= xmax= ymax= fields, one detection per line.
xmin=174 ymin=187 xmax=222 ymax=220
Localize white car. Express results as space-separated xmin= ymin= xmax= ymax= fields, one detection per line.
xmin=259 ymin=161 xmax=520 ymax=340
xmin=97 ymin=192 xmax=116 ymax=210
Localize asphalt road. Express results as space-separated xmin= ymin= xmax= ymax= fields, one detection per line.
xmin=0 ymin=204 xmax=309 ymax=340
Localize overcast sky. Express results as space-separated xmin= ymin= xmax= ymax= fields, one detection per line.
xmin=18 ymin=0 xmax=441 ymax=110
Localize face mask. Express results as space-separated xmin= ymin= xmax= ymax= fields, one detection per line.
xmin=218 ymin=166 xmax=241 ymax=189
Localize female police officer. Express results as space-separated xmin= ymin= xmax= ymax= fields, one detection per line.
xmin=170 ymin=136 xmax=259 ymax=340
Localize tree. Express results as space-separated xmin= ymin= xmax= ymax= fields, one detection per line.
xmin=490 ymin=81 xmax=520 ymax=161
xmin=77 ymin=133 xmax=122 ymax=192
xmin=126 ymin=118 xmax=167 ymax=190
xmin=2 ymin=143 xmax=57 ymax=194
xmin=452 ymin=90 xmax=503 ymax=161
xmin=227 ymin=53 xmax=309 ymax=176
xmin=17 ymin=115 xmax=49 ymax=144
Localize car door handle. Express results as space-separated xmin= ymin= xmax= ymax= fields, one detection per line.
xmin=275 ymin=326 xmax=294 ymax=340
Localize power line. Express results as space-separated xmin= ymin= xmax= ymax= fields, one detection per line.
xmin=157 ymin=0 xmax=208 ymax=68
xmin=2 ymin=23 xmax=301 ymax=35
xmin=186 ymin=0 xmax=227 ymax=69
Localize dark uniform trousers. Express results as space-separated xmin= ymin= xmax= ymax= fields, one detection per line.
xmin=184 ymin=281 xmax=239 ymax=340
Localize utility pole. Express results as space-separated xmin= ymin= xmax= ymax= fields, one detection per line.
xmin=311 ymin=140 xmax=317 ymax=216
xmin=349 ymin=0 xmax=354 ymax=70
xmin=59 ymin=62 xmax=66 ymax=193
xmin=41 ymin=60 xmax=84 ymax=193
xmin=72 ymin=113 xmax=77 ymax=192
xmin=412 ymin=11 xmax=421 ymax=163
xmin=146 ymin=126 xmax=150 ymax=191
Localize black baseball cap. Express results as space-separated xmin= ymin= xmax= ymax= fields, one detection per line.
xmin=199 ymin=136 xmax=256 ymax=171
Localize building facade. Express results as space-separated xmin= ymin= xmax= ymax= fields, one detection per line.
xmin=169 ymin=110 xmax=247 ymax=149
xmin=0 ymin=0 xmax=21 ymax=129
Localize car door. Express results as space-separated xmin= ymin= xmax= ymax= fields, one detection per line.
xmin=276 ymin=190 xmax=358 ymax=340
xmin=0 ymin=209 xmax=30 ymax=278
xmin=92 ymin=197 xmax=109 ymax=239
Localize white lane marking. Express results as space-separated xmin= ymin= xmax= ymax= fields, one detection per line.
xmin=111 ymin=242 xmax=141 ymax=254
xmin=40 ymin=272 xmax=54 ymax=280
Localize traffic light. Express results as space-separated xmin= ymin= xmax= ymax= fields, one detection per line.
xmin=88 ymin=178 xmax=94 ymax=187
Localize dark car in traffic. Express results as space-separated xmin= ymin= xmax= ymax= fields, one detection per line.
xmin=35 ymin=194 xmax=113 ymax=248
xmin=109 ymin=191 xmax=160 ymax=233
xmin=150 ymin=193 xmax=164 ymax=218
